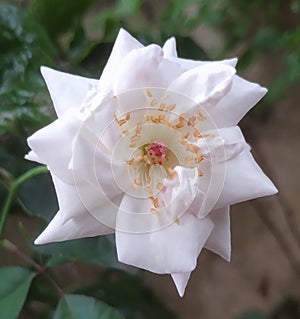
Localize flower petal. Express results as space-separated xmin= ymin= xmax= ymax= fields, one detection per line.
xmin=215 ymin=149 xmax=278 ymax=209
xmin=113 ymin=44 xmax=164 ymax=94
xmin=168 ymin=63 xmax=236 ymax=106
xmin=171 ymin=272 xmax=191 ymax=297
xmin=116 ymin=213 xmax=213 ymax=274
xmin=204 ymin=206 xmax=231 ymax=261
xmin=99 ymin=28 xmax=143 ymax=90
xmin=162 ymin=37 xmax=178 ymax=57
xmin=34 ymin=209 xmax=113 ymax=244
xmin=209 ymin=75 xmax=268 ymax=127
xmin=41 ymin=67 xmax=98 ymax=117
xmin=27 ymin=115 xmax=82 ymax=183
xmin=167 ymin=57 xmax=238 ymax=71
xmin=34 ymin=174 xmax=116 ymax=244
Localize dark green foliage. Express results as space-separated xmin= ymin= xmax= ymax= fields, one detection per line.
xmin=0 ymin=267 xmax=36 ymax=319
xmin=53 ymin=294 xmax=125 ymax=319
xmin=75 ymin=269 xmax=175 ymax=319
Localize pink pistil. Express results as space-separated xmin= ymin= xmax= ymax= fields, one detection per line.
xmin=146 ymin=141 xmax=169 ymax=165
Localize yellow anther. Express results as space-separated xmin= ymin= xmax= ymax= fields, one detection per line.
xmin=174 ymin=218 xmax=180 ymax=225
xmin=166 ymin=104 xmax=176 ymax=112
xmin=182 ymin=132 xmax=190 ymax=139
xmin=187 ymin=115 xmax=196 ymax=126
xmin=146 ymin=89 xmax=153 ymax=97
xmin=149 ymin=196 xmax=159 ymax=208
xmin=150 ymin=99 xmax=158 ymax=106
xmin=158 ymin=103 xmax=165 ymax=111
xmin=134 ymin=178 xmax=141 ymax=185
xmin=195 ymin=151 xmax=204 ymax=163
xmin=197 ymin=110 xmax=206 ymax=121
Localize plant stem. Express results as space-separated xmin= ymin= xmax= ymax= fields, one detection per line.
xmin=1 ymin=239 xmax=64 ymax=298
xmin=0 ymin=166 xmax=48 ymax=238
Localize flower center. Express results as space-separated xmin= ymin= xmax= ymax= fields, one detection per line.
xmin=144 ymin=141 xmax=169 ymax=166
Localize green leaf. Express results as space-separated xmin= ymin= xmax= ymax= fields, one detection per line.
xmin=176 ymin=36 xmax=209 ymax=60
xmin=0 ymin=266 xmax=36 ymax=319
xmin=76 ymin=269 xmax=175 ymax=319
xmin=29 ymin=0 xmax=97 ymax=40
xmin=54 ymin=294 xmax=125 ymax=319
xmin=18 ymin=171 xmax=58 ymax=222
xmin=34 ymin=235 xmax=128 ymax=270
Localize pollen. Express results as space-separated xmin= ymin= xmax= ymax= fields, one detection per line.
xmin=150 ymin=99 xmax=158 ymax=106
xmin=166 ymin=104 xmax=176 ymax=112
xmin=197 ymin=110 xmax=206 ymax=121
xmin=149 ymin=196 xmax=159 ymax=208
xmin=187 ymin=115 xmax=196 ymax=126
xmin=114 ymin=113 xmax=130 ymax=126
xmin=146 ymin=88 xmax=153 ymax=97
xmin=158 ymin=103 xmax=165 ymax=111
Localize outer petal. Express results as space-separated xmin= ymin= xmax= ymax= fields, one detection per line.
xmin=167 ymin=56 xmax=238 ymax=71
xmin=168 ymin=63 xmax=236 ymax=106
xmin=163 ymin=37 xmax=178 ymax=57
xmin=35 ymin=175 xmax=114 ymax=244
xmin=215 ymin=149 xmax=278 ymax=209
xmin=41 ymin=67 xmax=98 ymax=117
xmin=209 ymin=75 xmax=268 ymax=127
xmin=171 ymin=272 xmax=191 ymax=297
xmin=99 ymin=28 xmax=143 ymax=90
xmin=204 ymin=206 xmax=231 ymax=261
xmin=27 ymin=115 xmax=82 ymax=184
xmin=116 ymin=213 xmax=214 ymax=274
xmin=34 ymin=209 xmax=113 ymax=244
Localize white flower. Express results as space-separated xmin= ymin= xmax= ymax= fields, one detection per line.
xmin=26 ymin=29 xmax=277 ymax=297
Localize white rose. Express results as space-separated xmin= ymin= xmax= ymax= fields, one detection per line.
xmin=26 ymin=29 xmax=277 ymax=296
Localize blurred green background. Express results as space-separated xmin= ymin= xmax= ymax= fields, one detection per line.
xmin=0 ymin=0 xmax=300 ymax=318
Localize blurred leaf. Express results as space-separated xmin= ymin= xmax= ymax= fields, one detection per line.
xmin=53 ymin=294 xmax=125 ymax=319
xmin=34 ymin=235 xmax=128 ymax=270
xmin=0 ymin=3 xmax=54 ymax=136
xmin=69 ymin=24 xmax=100 ymax=64
xmin=17 ymin=171 xmax=58 ymax=222
xmin=176 ymin=36 xmax=209 ymax=60
xmin=29 ymin=0 xmax=97 ymax=41
xmin=234 ymin=309 xmax=267 ymax=319
xmin=115 ymin=0 xmax=142 ymax=16
xmin=77 ymin=269 xmax=175 ymax=319
xmin=0 ymin=266 xmax=36 ymax=319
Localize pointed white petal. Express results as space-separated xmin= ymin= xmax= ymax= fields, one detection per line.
xmin=171 ymin=272 xmax=191 ymax=297
xmin=24 ymin=150 xmax=43 ymax=163
xmin=163 ymin=37 xmax=178 ymax=57
xmin=27 ymin=115 xmax=82 ymax=184
xmin=215 ymin=149 xmax=278 ymax=209
xmin=34 ymin=209 xmax=113 ymax=245
xmin=205 ymin=206 xmax=231 ymax=261
xmin=168 ymin=63 xmax=236 ymax=106
xmin=210 ymin=76 xmax=268 ymax=127
xmin=116 ymin=213 xmax=214 ymax=274
xmin=99 ymin=28 xmax=143 ymax=90
xmin=41 ymin=67 xmax=98 ymax=117
xmin=34 ymin=172 xmax=116 ymax=245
